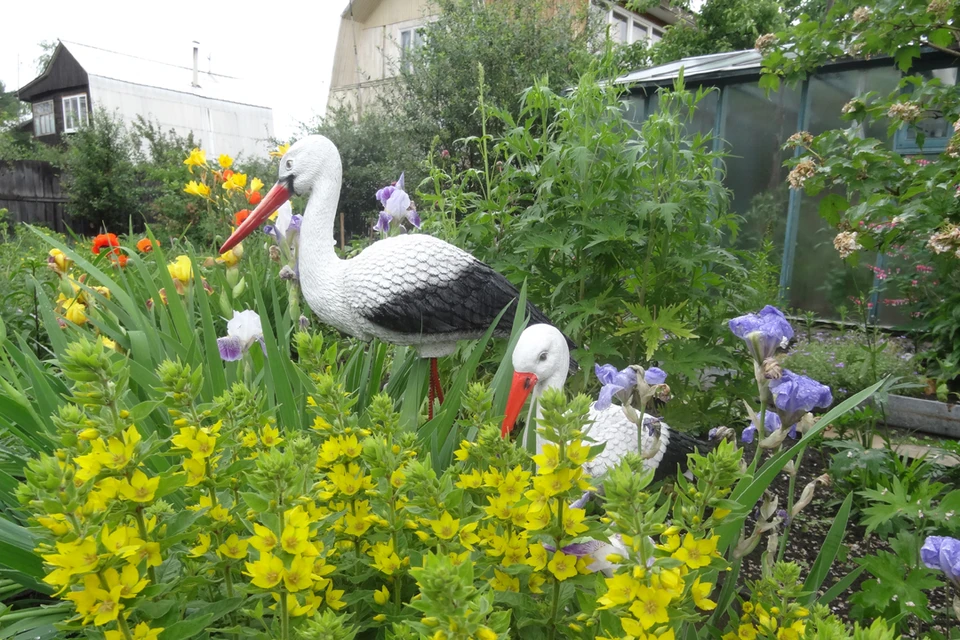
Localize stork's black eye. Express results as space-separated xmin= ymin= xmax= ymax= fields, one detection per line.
xmin=285 ymin=159 xmax=294 ymax=170
xmin=538 ymin=351 xmax=548 ymax=362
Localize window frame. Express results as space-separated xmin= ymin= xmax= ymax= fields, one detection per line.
xmin=61 ymin=93 xmax=89 ymax=134
xmin=399 ymin=26 xmax=426 ymax=73
xmin=33 ymin=100 xmax=56 ymax=136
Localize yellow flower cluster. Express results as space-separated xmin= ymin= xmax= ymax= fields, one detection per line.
xmin=35 ymin=424 xmax=164 ymax=637
xmin=724 ymin=601 xmax=809 ymax=640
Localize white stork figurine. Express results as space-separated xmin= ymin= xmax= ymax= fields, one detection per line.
xmin=219 ymin=136 xmax=573 ymax=418
xmin=500 ymin=324 xmax=709 ymax=481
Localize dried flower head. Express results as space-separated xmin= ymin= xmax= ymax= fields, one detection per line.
xmin=928 ymin=0 xmax=951 ymax=19
xmin=786 ymin=131 xmax=814 ymax=148
xmin=852 ymin=6 xmax=871 ymax=23
xmin=841 ymin=98 xmax=864 ymax=115
xmin=755 ymin=33 xmax=778 ymax=53
xmin=888 ymin=101 xmax=923 ymax=122
xmin=833 ymin=230 xmax=863 ymax=259
xmin=928 ymin=225 xmax=960 ymax=255
xmin=787 ymin=159 xmax=817 ymax=190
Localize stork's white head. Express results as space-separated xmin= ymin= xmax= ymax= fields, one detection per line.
xmin=220 ymin=135 xmax=341 ymax=254
xmin=501 ymin=324 xmax=571 ymax=438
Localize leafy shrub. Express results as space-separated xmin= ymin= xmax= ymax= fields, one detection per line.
xmin=0 ymin=219 xmax=63 ymax=350
xmin=783 ymin=330 xmax=923 ymax=401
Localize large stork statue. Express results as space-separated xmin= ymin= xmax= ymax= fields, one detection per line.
xmin=220 ymin=136 xmax=573 ymax=417
xmin=501 ymin=324 xmax=709 ymax=481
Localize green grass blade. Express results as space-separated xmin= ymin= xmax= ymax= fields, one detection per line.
xmin=819 ymin=565 xmax=866 ymax=605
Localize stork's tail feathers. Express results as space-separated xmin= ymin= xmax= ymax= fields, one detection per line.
xmin=655 ymin=426 xmax=714 ymax=482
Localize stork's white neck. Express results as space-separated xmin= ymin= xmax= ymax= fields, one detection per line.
xmin=298 ymin=169 xmax=345 ymax=319
xmin=300 ymin=170 xmax=342 ymax=262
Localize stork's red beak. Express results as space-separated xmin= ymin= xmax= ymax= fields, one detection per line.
xmin=501 ymin=371 xmax=538 ymax=438
xmin=219 ymin=181 xmax=291 ymax=254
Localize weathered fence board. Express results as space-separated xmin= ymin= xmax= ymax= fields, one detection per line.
xmin=0 ymin=160 xmax=72 ymax=233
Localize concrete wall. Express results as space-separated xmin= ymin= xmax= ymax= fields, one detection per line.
xmin=88 ymin=76 xmax=274 ymax=160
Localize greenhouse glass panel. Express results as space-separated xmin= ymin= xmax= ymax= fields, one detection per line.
xmin=721 ymin=83 xmax=801 ymax=251
xmin=789 ymin=70 xmax=876 ymax=318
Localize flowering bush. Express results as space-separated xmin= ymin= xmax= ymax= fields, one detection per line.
xmin=759 ymin=0 xmax=960 ymax=393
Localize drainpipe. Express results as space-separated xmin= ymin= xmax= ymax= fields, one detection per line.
xmin=192 ymin=42 xmax=200 ymax=87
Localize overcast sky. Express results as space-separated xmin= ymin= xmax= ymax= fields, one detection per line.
xmin=1 ymin=0 xmax=344 ymax=140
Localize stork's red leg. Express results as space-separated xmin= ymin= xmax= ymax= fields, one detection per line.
xmin=432 ymin=358 xmax=445 ymax=404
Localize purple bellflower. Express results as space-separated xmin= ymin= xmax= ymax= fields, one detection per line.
xmin=644 ymin=367 xmax=667 ymax=385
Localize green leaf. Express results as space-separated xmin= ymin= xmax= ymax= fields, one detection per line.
xmin=241 ymin=491 xmax=270 ymax=513
xmin=894 ymin=45 xmax=920 ymax=72
xmin=802 ymin=491 xmax=853 ymax=602
xmin=157 ymin=613 xmax=215 ymax=640
xmin=818 ymin=194 xmax=848 ymax=226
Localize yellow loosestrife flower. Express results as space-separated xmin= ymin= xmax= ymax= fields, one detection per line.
xmin=189 ymin=533 xmax=211 ymax=557
xmin=284 ymin=555 xmax=315 ymax=592
xmin=490 ymin=568 xmax=519 ymax=592
xmin=119 ymin=470 xmax=159 ymax=503
xmin=692 ymin=576 xmax=717 ymax=610
xmin=218 ymin=534 xmax=249 ymax=559
xmin=245 ymin=552 xmax=285 ymax=589
xmin=547 ymin=550 xmax=578 ymax=581
xmin=427 ymin=511 xmax=459 ymax=540
xmin=260 ymin=424 xmax=283 ymax=447
xmin=373 ymin=585 xmax=390 ymax=605
xmin=672 ymin=534 xmax=719 ymax=569
xmin=629 ymin=584 xmax=671 ymax=629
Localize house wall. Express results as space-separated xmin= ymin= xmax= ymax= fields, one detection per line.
xmin=87 ymin=76 xmax=274 ymax=160
xmin=26 ymin=86 xmax=92 ymax=144
xmin=328 ymin=0 xmax=436 ymax=112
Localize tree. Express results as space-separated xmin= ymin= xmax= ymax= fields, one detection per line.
xmin=394 ymin=0 xmax=600 ymax=148
xmin=627 ymin=0 xmax=786 ymax=65
xmin=35 ymin=41 xmax=57 ymax=74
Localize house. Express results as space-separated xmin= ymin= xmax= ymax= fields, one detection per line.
xmin=327 ymin=0 xmax=682 ymax=113
xmin=615 ymin=47 xmax=959 ymax=325
xmin=16 ymin=41 xmax=274 ymax=159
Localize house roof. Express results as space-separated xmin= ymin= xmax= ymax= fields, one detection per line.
xmin=615 ymin=49 xmax=763 ymax=87
xmin=19 ymin=41 xmax=271 ymax=109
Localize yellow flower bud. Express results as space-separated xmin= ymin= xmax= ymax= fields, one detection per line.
xmin=78 ymin=428 xmax=99 ymax=440
xmin=119 ymin=410 xmax=130 ymax=419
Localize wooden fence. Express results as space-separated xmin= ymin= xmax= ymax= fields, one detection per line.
xmin=0 ymin=160 xmax=73 ymax=233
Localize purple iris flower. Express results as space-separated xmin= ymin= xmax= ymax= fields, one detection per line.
xmin=644 ymin=367 xmax=667 ymax=385
xmin=769 ymin=369 xmax=833 ymax=427
xmin=217 ymin=310 xmax=264 ymax=362
xmin=922 ymin=536 xmax=960 ymax=584
xmin=594 ymin=364 xmax=637 ymax=410
xmin=374 ymin=172 xmax=421 ymax=233
xmin=729 ymin=305 xmax=794 ymax=362
xmin=741 ymin=411 xmax=782 ymax=444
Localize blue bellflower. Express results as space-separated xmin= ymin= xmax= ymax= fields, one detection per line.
xmin=922 ymin=536 xmax=960 ymax=584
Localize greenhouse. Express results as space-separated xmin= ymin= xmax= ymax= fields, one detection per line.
xmin=618 ymin=48 xmax=959 ymax=325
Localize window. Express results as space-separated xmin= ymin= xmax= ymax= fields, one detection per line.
xmin=399 ymin=27 xmax=424 ymax=73
xmin=33 ymin=100 xmax=55 ymax=136
xmin=612 ymin=14 xmax=629 ymax=43
xmin=62 ymin=94 xmax=89 ymax=133
xmin=632 ymin=21 xmax=649 ymax=42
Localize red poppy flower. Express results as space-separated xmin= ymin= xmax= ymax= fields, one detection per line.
xmin=234 ymin=210 xmax=250 ymax=225
xmin=222 ymin=169 xmax=234 ymax=182
xmin=92 ymin=233 xmax=120 ymax=255
xmin=246 ymin=190 xmax=262 ymax=206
